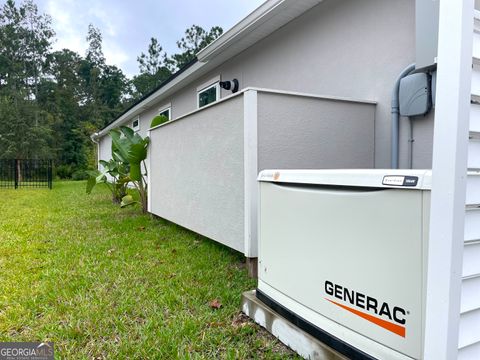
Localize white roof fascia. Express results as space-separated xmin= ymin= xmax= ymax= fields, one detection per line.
xmin=197 ymin=0 xmax=324 ymax=62
xmin=197 ymin=0 xmax=286 ymax=61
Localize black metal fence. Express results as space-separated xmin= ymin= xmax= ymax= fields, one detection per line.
xmin=0 ymin=159 xmax=53 ymax=189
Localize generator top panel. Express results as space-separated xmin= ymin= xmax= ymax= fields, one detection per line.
xmin=258 ymin=169 xmax=432 ymax=190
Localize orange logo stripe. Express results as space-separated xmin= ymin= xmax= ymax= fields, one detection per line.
xmin=325 ymin=298 xmax=406 ymax=338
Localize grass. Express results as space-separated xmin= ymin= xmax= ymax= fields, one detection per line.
xmin=0 ymin=181 xmax=298 ymax=359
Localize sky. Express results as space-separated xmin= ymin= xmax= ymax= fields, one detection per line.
xmin=28 ymin=0 xmax=265 ymax=78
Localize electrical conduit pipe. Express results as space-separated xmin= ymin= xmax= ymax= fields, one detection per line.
xmin=391 ymin=63 xmax=416 ymax=169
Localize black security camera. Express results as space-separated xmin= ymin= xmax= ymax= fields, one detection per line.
xmin=220 ymin=79 xmax=239 ymax=93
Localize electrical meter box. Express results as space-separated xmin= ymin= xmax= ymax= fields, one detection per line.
xmin=399 ymin=73 xmax=431 ymax=116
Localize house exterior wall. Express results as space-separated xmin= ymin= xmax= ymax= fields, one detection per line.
xmin=149 ymin=96 xmax=246 ymax=252
xmin=98 ymin=135 xmax=112 ymax=163
xmin=98 ymin=0 xmax=432 ymax=170
xmin=134 ymin=100 xmax=172 ymax=138
xmin=256 ymin=92 xmax=375 ymax=171
xmin=163 ymin=0 xmax=429 ymax=169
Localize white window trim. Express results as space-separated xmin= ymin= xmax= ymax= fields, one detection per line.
xmin=197 ymin=81 xmax=220 ymax=109
xmin=132 ymin=115 xmax=140 ymax=132
xmin=158 ymin=104 xmax=171 ymax=120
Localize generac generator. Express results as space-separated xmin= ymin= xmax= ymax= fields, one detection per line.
xmin=257 ymin=169 xmax=432 ymax=360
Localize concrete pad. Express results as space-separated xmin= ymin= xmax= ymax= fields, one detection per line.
xmin=242 ymin=290 xmax=348 ymax=360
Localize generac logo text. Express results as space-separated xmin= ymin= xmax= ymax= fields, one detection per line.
xmin=324 ymin=281 xmax=407 ymax=337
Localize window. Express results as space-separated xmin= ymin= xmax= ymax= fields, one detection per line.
xmin=132 ymin=116 xmax=140 ymax=131
xmin=197 ymin=82 xmax=220 ymax=108
xmin=158 ymin=107 xmax=171 ymax=120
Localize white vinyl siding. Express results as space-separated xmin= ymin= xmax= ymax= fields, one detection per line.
xmin=458 ymin=16 xmax=480 ymax=357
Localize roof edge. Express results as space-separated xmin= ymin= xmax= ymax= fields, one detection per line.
xmin=92 ymin=56 xmax=198 ymax=137
xmin=197 ymin=0 xmax=286 ymax=61
xmin=197 ymin=0 xmax=324 ymax=62
xmin=94 ymin=58 xmax=200 ymax=138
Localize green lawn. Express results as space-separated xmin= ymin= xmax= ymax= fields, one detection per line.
xmin=0 ymin=181 xmax=296 ymax=359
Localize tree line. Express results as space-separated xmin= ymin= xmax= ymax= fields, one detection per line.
xmin=0 ymin=0 xmax=222 ymax=178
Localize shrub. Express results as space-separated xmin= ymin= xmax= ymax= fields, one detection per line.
xmin=55 ymin=164 xmax=74 ymax=179
xmin=72 ymin=169 xmax=89 ymax=181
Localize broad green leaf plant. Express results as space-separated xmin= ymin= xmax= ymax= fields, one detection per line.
xmin=110 ymin=126 xmax=150 ymax=213
xmin=150 ymin=114 xmax=169 ymax=128
xmin=87 ymin=126 xmax=150 ymax=213
xmin=86 ymin=159 xmax=129 ymax=203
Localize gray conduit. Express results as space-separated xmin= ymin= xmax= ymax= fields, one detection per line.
xmin=391 ymin=63 xmax=416 ymax=169
xmin=407 ymin=117 xmax=414 ymax=169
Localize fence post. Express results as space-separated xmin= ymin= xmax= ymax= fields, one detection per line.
xmin=48 ymin=160 xmax=52 ymax=189
xmin=14 ymin=159 xmax=18 ymax=189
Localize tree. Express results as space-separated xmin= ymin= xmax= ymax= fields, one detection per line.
xmin=0 ymin=0 xmax=54 ymax=99
xmin=0 ymin=0 xmax=55 ymax=159
xmin=132 ymin=26 xmax=223 ymax=98
xmin=0 ymin=96 xmax=52 ymax=159
xmin=79 ymin=24 xmax=129 ymax=128
xmin=78 ymin=25 xmax=130 ymax=169
xmin=39 ymin=49 xmax=86 ymax=169
xmin=85 ymin=24 xmax=105 ymax=66
xmin=0 ymin=3 xmax=224 ymax=179
xmin=132 ymin=37 xmax=172 ymax=98
xmin=99 ymin=64 xmax=129 ymax=115
xmin=137 ymin=37 xmax=166 ymax=75
xmin=38 ymin=41 xmax=129 ymax=174
xmin=168 ymin=25 xmax=223 ymax=70
xmin=78 ymin=24 xmax=104 ymax=126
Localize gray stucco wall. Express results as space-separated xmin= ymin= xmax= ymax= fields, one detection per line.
xmin=257 ymin=92 xmax=375 ymax=171
xmin=99 ymin=0 xmax=432 ymax=169
xmin=160 ymin=0 xmax=430 ymax=169
xmin=149 ymin=96 xmax=245 ymax=252
xmin=135 ymin=101 xmax=172 ymax=137
xmin=398 ymin=112 xmax=435 ymax=169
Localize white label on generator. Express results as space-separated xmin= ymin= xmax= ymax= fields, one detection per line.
xmin=382 ymin=176 xmax=405 ymax=186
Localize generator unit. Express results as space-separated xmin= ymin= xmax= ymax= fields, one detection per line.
xmin=257 ymin=169 xmax=432 ymax=360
